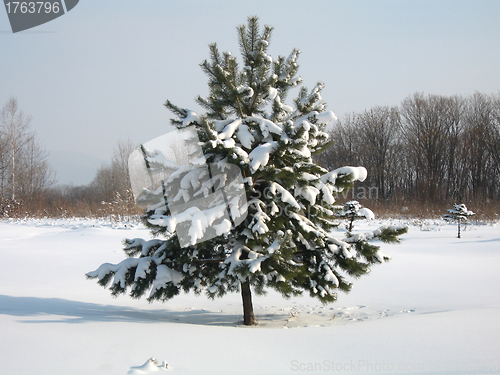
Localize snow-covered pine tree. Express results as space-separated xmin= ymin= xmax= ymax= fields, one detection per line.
xmin=444 ymin=204 xmax=475 ymax=238
xmin=335 ymin=200 xmax=374 ymax=232
xmin=87 ymin=17 xmax=408 ymax=326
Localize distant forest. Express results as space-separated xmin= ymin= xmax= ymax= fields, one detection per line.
xmin=1 ymin=92 xmax=499 ymax=219
xmin=316 ymin=92 xmax=500 ymax=217
xmin=0 ymin=97 xmax=137 ymax=219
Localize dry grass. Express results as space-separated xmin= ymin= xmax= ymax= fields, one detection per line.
xmin=365 ymin=200 xmax=500 ymax=222
xmin=4 ymin=193 xmax=499 ymax=224
xmin=3 ymin=198 xmax=142 ymax=221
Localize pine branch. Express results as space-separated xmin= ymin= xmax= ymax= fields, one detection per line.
xmin=164 ymin=100 xmax=187 ymax=118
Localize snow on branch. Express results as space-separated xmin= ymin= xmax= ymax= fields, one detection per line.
xmin=444 ymin=204 xmax=475 ymax=222
xmin=124 ymin=238 xmax=165 ymax=257
xmin=314 ymin=111 xmax=337 ymax=125
xmin=182 ymin=110 xmax=201 ymax=127
xmin=345 ymin=225 xmax=408 ymax=245
xmin=248 ymin=199 xmax=271 ymax=234
xmin=321 ymin=166 xmax=368 ymax=186
xmin=249 ymin=141 xmax=278 ymax=173
xmin=149 ymin=265 xmax=184 ymax=298
xmin=218 ymin=118 xmax=242 ymax=140
xmin=216 ymin=116 xmax=283 ymax=150
xmin=87 ymin=258 xmax=142 ymax=289
xmin=269 ymin=182 xmax=301 ymax=209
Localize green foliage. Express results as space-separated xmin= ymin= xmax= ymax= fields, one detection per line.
xmin=378 ymin=226 xmax=409 ymax=243
xmin=87 ymin=16 xmax=407 ymax=312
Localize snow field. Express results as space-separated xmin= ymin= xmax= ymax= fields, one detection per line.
xmin=0 ymin=218 xmax=499 ymax=374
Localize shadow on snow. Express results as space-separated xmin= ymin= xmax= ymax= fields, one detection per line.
xmin=0 ymin=295 xmax=242 ymax=326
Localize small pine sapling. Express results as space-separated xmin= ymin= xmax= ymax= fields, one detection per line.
xmin=335 ymin=201 xmax=374 ymax=232
xmin=444 ymin=204 xmax=475 ymax=238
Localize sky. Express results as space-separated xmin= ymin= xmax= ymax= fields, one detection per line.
xmin=1 ymin=0 xmax=500 ymax=185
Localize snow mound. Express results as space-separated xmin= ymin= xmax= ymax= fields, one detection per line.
xmin=127 ymin=358 xmax=168 ymax=374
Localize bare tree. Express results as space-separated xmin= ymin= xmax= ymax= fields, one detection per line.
xmin=316 ymin=113 xmax=361 ymax=171
xmin=17 ymin=133 xmax=56 ymax=202
xmin=484 ymin=93 xmax=500 ymax=190
xmin=461 ymin=93 xmax=494 ymax=202
xmin=0 ymin=97 xmax=31 ymax=202
xmin=111 ymin=138 xmax=135 ymax=199
xmin=90 ymin=164 xmax=115 ymax=203
xmin=357 ymin=106 xmax=401 ymax=200
xmin=0 ymin=127 xmax=8 ymax=201
xmin=400 ymin=93 xmax=455 ymax=203
xmin=441 ymin=95 xmax=465 ymax=201
xmin=90 ymin=138 xmax=135 ymax=203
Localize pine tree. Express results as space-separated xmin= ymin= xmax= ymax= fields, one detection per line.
xmin=87 ymin=17 xmax=408 ymax=326
xmin=335 ymin=200 xmax=374 ymax=232
xmin=444 ymin=204 xmax=475 ymax=238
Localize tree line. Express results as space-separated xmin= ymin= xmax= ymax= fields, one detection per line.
xmin=317 ymin=92 xmax=500 ymax=212
xmin=45 ymin=139 xmax=137 ymax=218
xmin=1 ymin=97 xmax=137 ymax=218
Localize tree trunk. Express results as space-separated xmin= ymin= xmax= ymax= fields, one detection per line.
xmin=241 ymin=281 xmax=256 ymax=326
xmin=348 ymin=217 xmax=354 ymax=232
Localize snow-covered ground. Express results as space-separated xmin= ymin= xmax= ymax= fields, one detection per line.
xmin=0 ymin=217 xmax=499 ymax=374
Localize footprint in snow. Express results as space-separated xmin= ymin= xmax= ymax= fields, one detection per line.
xmin=401 ymin=308 xmax=416 ymax=313
xmin=346 ymin=305 xmax=366 ymax=310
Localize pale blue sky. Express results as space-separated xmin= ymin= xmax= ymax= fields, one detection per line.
xmin=1 ymin=0 xmax=499 ymax=185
